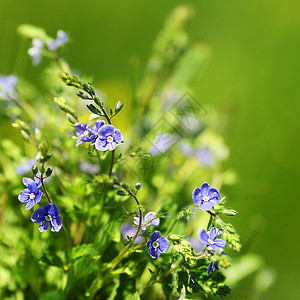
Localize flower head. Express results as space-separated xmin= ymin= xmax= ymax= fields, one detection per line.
xmin=95 ymin=124 xmax=122 ymax=151
xmin=18 ymin=177 xmax=43 ymax=210
xmin=133 ymin=211 xmax=160 ymax=232
xmin=28 ymin=39 xmax=44 ymax=65
xmin=193 ymin=182 xmax=221 ymax=211
xmin=198 ymin=227 xmax=226 ymax=252
xmin=195 ymin=146 xmax=214 ymax=168
xmin=16 ymin=158 xmax=36 ymax=175
xmin=0 ymin=74 xmax=18 ymax=99
xmin=48 ymin=30 xmax=68 ymax=51
xmin=31 ymin=203 xmax=62 ymax=232
xmin=147 ymin=231 xmax=170 ymax=258
xmin=120 ymin=222 xmax=143 ymax=244
xmin=149 ymin=133 xmax=173 ymax=156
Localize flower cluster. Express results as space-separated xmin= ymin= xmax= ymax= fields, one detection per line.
xmin=28 ymin=30 xmax=68 ymax=65
xmin=18 ymin=173 xmax=62 ymax=232
xmin=74 ymin=121 xmax=122 ymax=151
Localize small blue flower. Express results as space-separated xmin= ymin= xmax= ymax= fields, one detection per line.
xmin=31 ymin=203 xmax=62 ymax=232
xmin=28 ymin=39 xmax=44 ymax=65
xmin=189 ymin=237 xmax=206 ymax=253
xmin=193 ymin=182 xmax=221 ymax=211
xmin=48 ymin=30 xmax=68 ymax=51
xmin=18 ymin=177 xmax=43 ymax=210
xmin=198 ymin=227 xmax=226 ymax=252
xmin=74 ymin=121 xmax=105 ymax=146
xmin=95 ymin=124 xmax=122 ymax=151
xmin=16 ymin=158 xmax=36 ymax=175
xmin=120 ymin=222 xmax=143 ymax=244
xmin=149 ymin=133 xmax=173 ymax=156
xmin=147 ymin=231 xmax=170 ymax=258
xmin=0 ymin=74 xmax=18 ymax=99
xmin=133 ymin=211 xmax=160 ymax=232
xmin=79 ymin=161 xmax=100 ymax=174
xmin=207 ymin=261 xmax=219 ymax=275
xmin=195 ymin=146 xmax=214 ymax=168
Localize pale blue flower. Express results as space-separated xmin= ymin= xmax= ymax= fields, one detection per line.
xmin=0 ymin=74 xmax=18 ymax=99
xmin=48 ymin=30 xmax=68 ymax=51
xmin=28 ymin=39 xmax=44 ymax=65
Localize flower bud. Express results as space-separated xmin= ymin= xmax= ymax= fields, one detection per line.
xmin=135 ymin=182 xmax=142 ymax=190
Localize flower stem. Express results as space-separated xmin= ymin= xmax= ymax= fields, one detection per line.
xmin=40 ymin=172 xmax=52 ymax=204
xmin=109 ymin=150 xmax=115 ymax=177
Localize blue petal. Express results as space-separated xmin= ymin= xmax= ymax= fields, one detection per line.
xmin=93 ymin=120 xmax=105 ymax=133
xmin=95 ymin=138 xmax=109 ymax=151
xmin=39 ymin=221 xmax=49 ymax=232
xmin=145 ymin=212 xmax=160 ymax=227
xmin=50 ymin=216 xmax=63 ymax=232
xmin=107 ymin=141 xmax=117 ymax=151
xmin=147 ymin=240 xmax=152 ymax=249
xmin=150 ymin=230 xmax=161 ymax=242
xmin=213 ymin=238 xmax=226 ymax=249
xmin=209 ymin=227 xmax=218 ymax=240
xmin=193 ymin=187 xmax=202 ymax=205
xmin=200 ymin=182 xmax=210 ymax=196
xmin=27 ymin=182 xmax=38 ymax=194
xmin=114 ymin=130 xmax=122 ymax=144
xmin=25 ymin=199 xmax=35 ymax=210
xmin=148 ymin=246 xmax=160 ymax=258
xmin=98 ymin=124 xmax=115 ymax=138
xmin=31 ymin=208 xmax=46 ymax=223
xmin=207 ymin=262 xmax=213 ymax=275
xmin=208 ymin=188 xmax=221 ymax=202
xmin=34 ymin=190 xmax=43 ymax=204
xmin=45 ymin=203 xmax=60 ymax=217
xmin=199 ymin=201 xmax=213 ymax=211
xmin=23 ymin=177 xmax=34 ymax=186
xmin=198 ymin=228 xmax=209 ymax=244
xmin=18 ymin=189 xmax=30 ymax=202
xmin=158 ymin=237 xmax=170 ymax=253
xmin=74 ymin=122 xmax=86 ymax=136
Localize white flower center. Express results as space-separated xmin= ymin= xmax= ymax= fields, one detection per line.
xmin=107 ymin=136 xmax=114 ymax=143
xmin=207 ymin=239 xmax=215 ymax=244
xmin=29 ymin=193 xmax=35 ymax=199
xmin=203 ymin=196 xmax=210 ymax=202
xmin=83 ymin=130 xmax=89 ymax=136
xmin=45 ymin=215 xmax=52 ymax=222
xmin=153 ymin=241 xmax=159 ymax=248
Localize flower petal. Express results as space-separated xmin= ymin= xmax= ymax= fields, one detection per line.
xmin=95 ymin=138 xmax=109 ymax=151
xmin=158 ymin=237 xmax=170 ymax=253
xmin=93 ymin=120 xmax=105 ymax=133
xmin=199 ymin=201 xmax=213 ymax=211
xmin=114 ymin=130 xmax=122 ymax=144
xmin=198 ymin=228 xmax=209 ymax=244
xmin=209 ymin=227 xmax=218 ymax=240
xmin=192 ymin=187 xmax=202 ymax=205
xmin=148 ymin=247 xmax=160 ymax=259
xmin=31 ymin=208 xmax=46 ymax=223
xmin=34 ymin=190 xmax=43 ymax=204
xmin=107 ymin=141 xmax=117 ymax=151
xmin=98 ymin=124 xmax=115 ymax=138
xmin=147 ymin=240 xmax=152 ymax=249
xmin=50 ymin=216 xmax=63 ymax=232
xmin=150 ymin=230 xmax=161 ymax=242
xmin=39 ymin=221 xmax=49 ymax=232
xmin=18 ymin=189 xmax=30 ymax=202
xmin=213 ymin=238 xmax=226 ymax=249
xmin=200 ymin=182 xmax=210 ymax=196
xmin=23 ymin=177 xmax=34 ymax=186
xmin=207 ymin=262 xmax=213 ymax=275
xmin=145 ymin=212 xmax=160 ymax=227
xmin=208 ymin=188 xmax=221 ymax=202
xmin=25 ymin=199 xmax=35 ymax=210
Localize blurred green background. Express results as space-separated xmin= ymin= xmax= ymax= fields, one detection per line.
xmin=1 ymin=0 xmax=299 ymax=299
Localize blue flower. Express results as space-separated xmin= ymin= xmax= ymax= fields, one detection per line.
xmin=31 ymin=203 xmax=62 ymax=232
xmin=95 ymin=124 xmax=122 ymax=151
xmin=48 ymin=30 xmax=68 ymax=51
xmin=198 ymin=227 xmax=226 ymax=252
xmin=16 ymin=158 xmax=36 ymax=175
xmin=189 ymin=237 xmax=206 ymax=253
xmin=193 ymin=182 xmax=221 ymax=211
xmin=133 ymin=211 xmax=160 ymax=232
xmin=28 ymin=39 xmax=44 ymax=65
xmin=18 ymin=177 xmax=43 ymax=210
xmin=147 ymin=231 xmax=170 ymax=258
xmin=207 ymin=261 xmax=219 ymax=275
xmin=79 ymin=161 xmax=100 ymax=174
xmin=149 ymin=133 xmax=173 ymax=156
xmin=0 ymin=74 xmax=18 ymax=99
xmin=74 ymin=121 xmax=105 ymax=146
xmin=195 ymin=146 xmax=214 ymax=168
xmin=120 ymin=222 xmax=143 ymax=244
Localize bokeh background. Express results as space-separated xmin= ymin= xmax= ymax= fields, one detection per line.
xmin=1 ymin=1 xmax=299 ymax=299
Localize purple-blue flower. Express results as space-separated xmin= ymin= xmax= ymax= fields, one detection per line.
xmin=16 ymin=158 xmax=36 ymax=175
xmin=31 ymin=203 xmax=62 ymax=232
xmin=149 ymin=133 xmax=173 ymax=156
xmin=193 ymin=182 xmax=221 ymax=211
xmin=120 ymin=222 xmax=143 ymax=244
xmin=74 ymin=120 xmax=105 ymax=146
xmin=195 ymin=146 xmax=214 ymax=168
xmin=18 ymin=177 xmax=43 ymax=210
xmin=0 ymin=74 xmax=18 ymax=99
xmin=198 ymin=227 xmax=226 ymax=252
xmin=147 ymin=231 xmax=170 ymax=259
xmin=28 ymin=39 xmax=44 ymax=65
xmin=94 ymin=124 xmax=122 ymax=151
xmin=133 ymin=212 xmax=160 ymax=232
xmin=48 ymin=30 xmax=68 ymax=51
xmin=208 ymin=261 xmax=219 ymax=275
